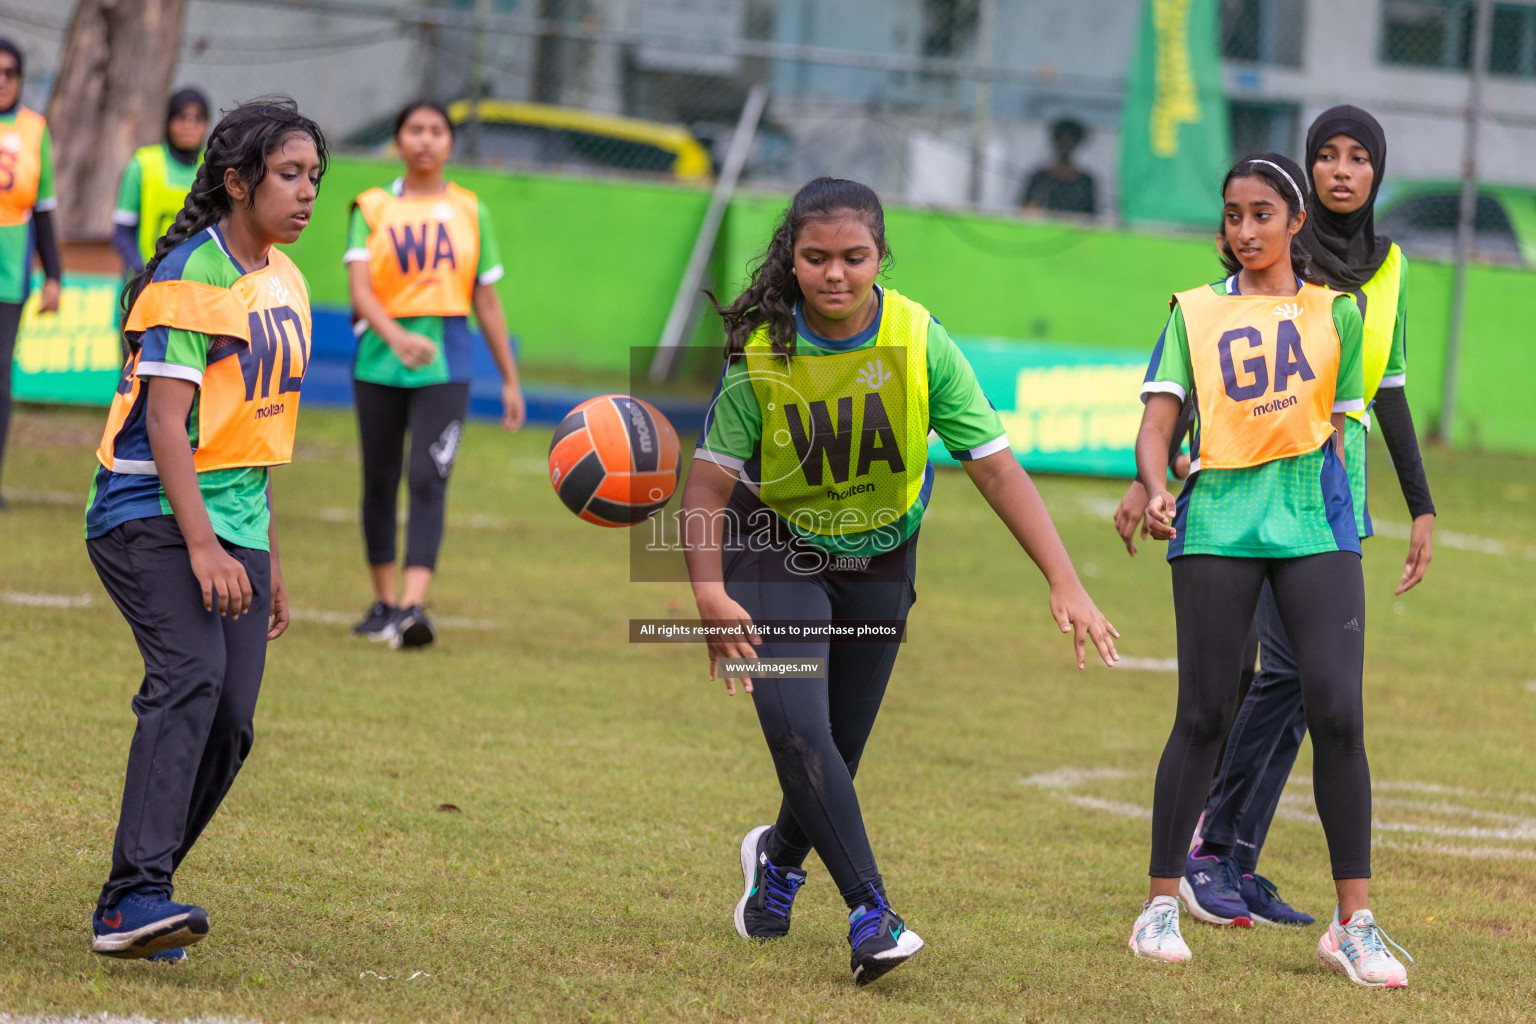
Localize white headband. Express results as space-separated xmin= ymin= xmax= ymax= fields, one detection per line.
xmin=1246 ymin=159 xmax=1304 ymax=209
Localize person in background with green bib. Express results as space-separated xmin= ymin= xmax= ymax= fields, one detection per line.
xmin=684 ymin=177 xmax=1118 ymax=986
xmin=0 ymin=38 xmax=62 ymax=510
xmin=346 ymin=99 xmax=525 ymax=649
xmin=112 ymin=89 xmax=210 ymax=275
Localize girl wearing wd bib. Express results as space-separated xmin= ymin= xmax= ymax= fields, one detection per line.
xmin=0 ymin=38 xmax=62 ymax=508
xmin=346 ymin=100 xmax=525 ymax=649
xmin=1129 ymin=156 xmax=1411 ymax=987
xmin=84 ymin=99 xmax=327 ymax=961
xmin=685 ymin=178 xmax=1118 ymax=985
xmin=1178 ymin=108 xmax=1439 ymax=937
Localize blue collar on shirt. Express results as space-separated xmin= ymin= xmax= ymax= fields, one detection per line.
xmin=793 ymin=285 xmax=883 ymax=351
xmin=205 ymin=224 xmax=247 ymax=276
xmin=1225 ymin=273 xmax=1305 ymax=296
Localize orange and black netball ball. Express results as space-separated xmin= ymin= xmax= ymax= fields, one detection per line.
xmin=548 ymin=395 xmax=681 ymax=527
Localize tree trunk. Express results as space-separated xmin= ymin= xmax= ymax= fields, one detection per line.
xmin=46 ymin=0 xmax=187 ymax=241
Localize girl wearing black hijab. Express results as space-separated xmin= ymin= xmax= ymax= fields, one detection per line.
xmin=0 ymin=38 xmax=62 ymax=509
xmin=1174 ymin=106 xmax=1434 ymax=979
xmin=112 ymin=88 xmax=211 ymax=274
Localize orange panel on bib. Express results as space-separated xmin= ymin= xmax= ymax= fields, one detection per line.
xmin=0 ymin=109 xmax=46 ymax=227
xmin=355 ymin=183 xmax=481 ymax=318
xmin=1176 ymin=283 xmax=1341 ymax=471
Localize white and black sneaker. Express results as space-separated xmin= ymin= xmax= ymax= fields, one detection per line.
xmin=389 ymin=604 xmax=437 ymax=649
xmin=847 ymin=890 xmax=923 ymax=986
xmin=733 ymin=825 xmax=807 ymax=940
xmin=352 ymin=601 xmax=398 ymax=641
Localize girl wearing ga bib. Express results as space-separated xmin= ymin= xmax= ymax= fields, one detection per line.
xmin=1179 ymin=107 xmax=1440 ymax=934
xmin=84 ymin=99 xmax=327 ymax=962
xmin=685 ymin=177 xmax=1118 ymax=986
xmin=345 ymin=99 xmax=525 ymax=649
xmin=1130 ymin=155 xmax=1412 ymax=988
xmin=0 ymin=38 xmax=62 ymax=507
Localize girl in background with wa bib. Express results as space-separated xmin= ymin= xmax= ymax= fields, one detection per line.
xmin=346 ymin=99 xmax=525 ymax=649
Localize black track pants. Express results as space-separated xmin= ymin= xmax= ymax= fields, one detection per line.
xmin=87 ymin=515 xmax=271 ymax=911
xmin=1201 ymin=581 xmax=1309 ymax=872
xmin=724 ymin=536 xmax=916 ymax=911
xmin=354 ymin=380 xmax=470 ymax=571
xmin=0 ymin=301 xmax=22 ymax=493
xmin=1151 ymin=552 xmax=1370 ymax=880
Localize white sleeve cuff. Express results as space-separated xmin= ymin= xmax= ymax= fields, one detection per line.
xmin=1140 ymin=380 xmax=1187 ymax=403
xmin=1378 ymin=373 xmax=1406 ymax=389
xmin=112 ymin=209 xmax=141 ymax=226
xmin=342 ymin=247 xmax=370 ymax=264
xmin=34 ymin=197 xmax=58 ymax=213
xmin=1333 ymin=398 xmax=1366 ymax=413
xmin=135 ymin=361 xmax=204 ymax=385
xmin=693 ymin=447 xmax=745 ymax=473
xmin=952 ymin=434 xmax=1011 ymax=461
xmin=478 ymin=264 xmax=505 ymax=286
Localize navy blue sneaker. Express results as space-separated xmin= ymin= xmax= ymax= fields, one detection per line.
xmin=146 ymin=947 xmax=187 ymax=963
xmin=91 ymin=888 xmax=209 ymax=959
xmin=847 ymin=889 xmax=923 ymax=986
xmin=733 ymin=825 xmax=807 ymax=939
xmin=1178 ymin=852 xmax=1253 ymax=927
xmin=1241 ymin=872 xmax=1316 ymax=926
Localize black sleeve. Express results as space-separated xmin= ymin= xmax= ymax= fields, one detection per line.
xmin=33 ymin=208 xmax=62 ymax=281
xmin=113 ymin=222 xmax=145 ymax=274
xmin=1370 ymin=387 xmax=1435 ymax=518
xmin=1167 ymin=393 xmax=1195 ymax=470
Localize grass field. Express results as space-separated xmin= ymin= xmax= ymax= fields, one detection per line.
xmin=1 ymin=404 xmax=1534 ymax=1024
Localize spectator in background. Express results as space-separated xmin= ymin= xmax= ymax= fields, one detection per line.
xmin=113 ymin=88 xmax=210 ymax=275
xmin=0 ymin=37 xmax=62 ymax=510
xmin=1020 ymin=118 xmax=1096 ymax=216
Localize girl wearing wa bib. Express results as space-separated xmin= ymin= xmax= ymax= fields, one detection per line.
xmin=685 ymin=178 xmax=1117 ymax=986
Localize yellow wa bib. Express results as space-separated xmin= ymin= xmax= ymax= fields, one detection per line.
xmin=744 ymin=289 xmax=931 ymax=540
xmin=1177 ymin=282 xmax=1342 ymax=471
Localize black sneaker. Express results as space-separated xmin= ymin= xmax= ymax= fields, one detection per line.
xmin=390 ymin=605 xmax=437 ymax=649
xmin=352 ymin=601 xmax=397 ymax=641
xmin=848 ymin=890 xmax=923 ymax=986
xmin=733 ymin=825 xmax=807 ymax=940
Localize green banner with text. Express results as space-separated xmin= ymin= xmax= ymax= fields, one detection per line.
xmin=13 ymin=273 xmax=124 ymax=406
xmin=1119 ymin=0 xmax=1231 ymax=226
xmin=927 ymin=339 xmax=1147 ymax=478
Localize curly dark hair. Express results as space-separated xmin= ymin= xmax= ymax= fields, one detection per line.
xmin=709 ymin=177 xmax=889 ymax=358
xmin=121 ymin=96 xmax=329 ymax=316
xmin=1218 ymin=152 xmax=1313 ymax=281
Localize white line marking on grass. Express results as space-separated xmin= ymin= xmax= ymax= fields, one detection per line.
xmin=2 ymin=591 xmax=93 ymax=608
xmin=1111 ymin=656 xmax=1179 ymax=672
xmin=289 ymin=608 xmax=504 ymax=631
xmin=1526 ymin=681 xmax=1536 ymax=694
xmin=1372 ymin=518 xmax=1536 ymax=560
xmin=314 ymin=507 xmax=514 ymax=530
xmin=1020 ymin=767 xmax=1135 ymax=789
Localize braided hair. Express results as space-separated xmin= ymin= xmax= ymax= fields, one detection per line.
xmin=121 ymin=96 xmax=329 ymax=316
xmin=1218 ymin=152 xmax=1313 ymax=281
xmin=709 ymin=177 xmax=889 ymax=358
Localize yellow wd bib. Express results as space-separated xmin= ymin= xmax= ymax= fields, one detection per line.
xmin=136 ymin=145 xmax=197 ymax=262
xmin=0 ymin=108 xmax=46 ymax=227
xmin=99 ymin=247 xmax=312 ymax=474
xmin=1176 ymin=282 xmax=1341 ymax=471
xmin=745 ymin=289 xmax=931 ymax=539
xmin=354 ymin=183 xmax=481 ymax=318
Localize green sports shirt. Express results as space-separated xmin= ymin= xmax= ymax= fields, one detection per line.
xmin=1142 ymin=278 xmax=1365 ymax=560
xmin=697 ymin=287 xmax=1008 ymax=555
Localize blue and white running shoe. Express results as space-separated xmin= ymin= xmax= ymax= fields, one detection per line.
xmin=733 ymin=825 xmax=807 ymax=940
xmin=91 ymin=888 xmax=209 ymax=959
xmin=1178 ymin=852 xmax=1253 ymax=927
xmin=847 ymin=889 xmax=923 ymax=985
xmin=1241 ymin=872 xmax=1315 ymax=926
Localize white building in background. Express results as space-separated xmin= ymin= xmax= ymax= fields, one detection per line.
xmin=12 ymin=0 xmax=1536 ymax=217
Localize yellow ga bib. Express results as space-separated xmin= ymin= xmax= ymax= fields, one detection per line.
xmin=1177 ymin=282 xmax=1342 ymax=471
xmin=745 ymin=288 xmax=931 ymax=539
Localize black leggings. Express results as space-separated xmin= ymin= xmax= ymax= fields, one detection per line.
xmin=0 ymin=301 xmax=22 ymax=492
xmin=354 ymin=380 xmax=470 ymax=571
xmin=1151 ymin=552 xmax=1370 ymax=880
xmin=724 ymin=535 xmax=917 ymax=911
